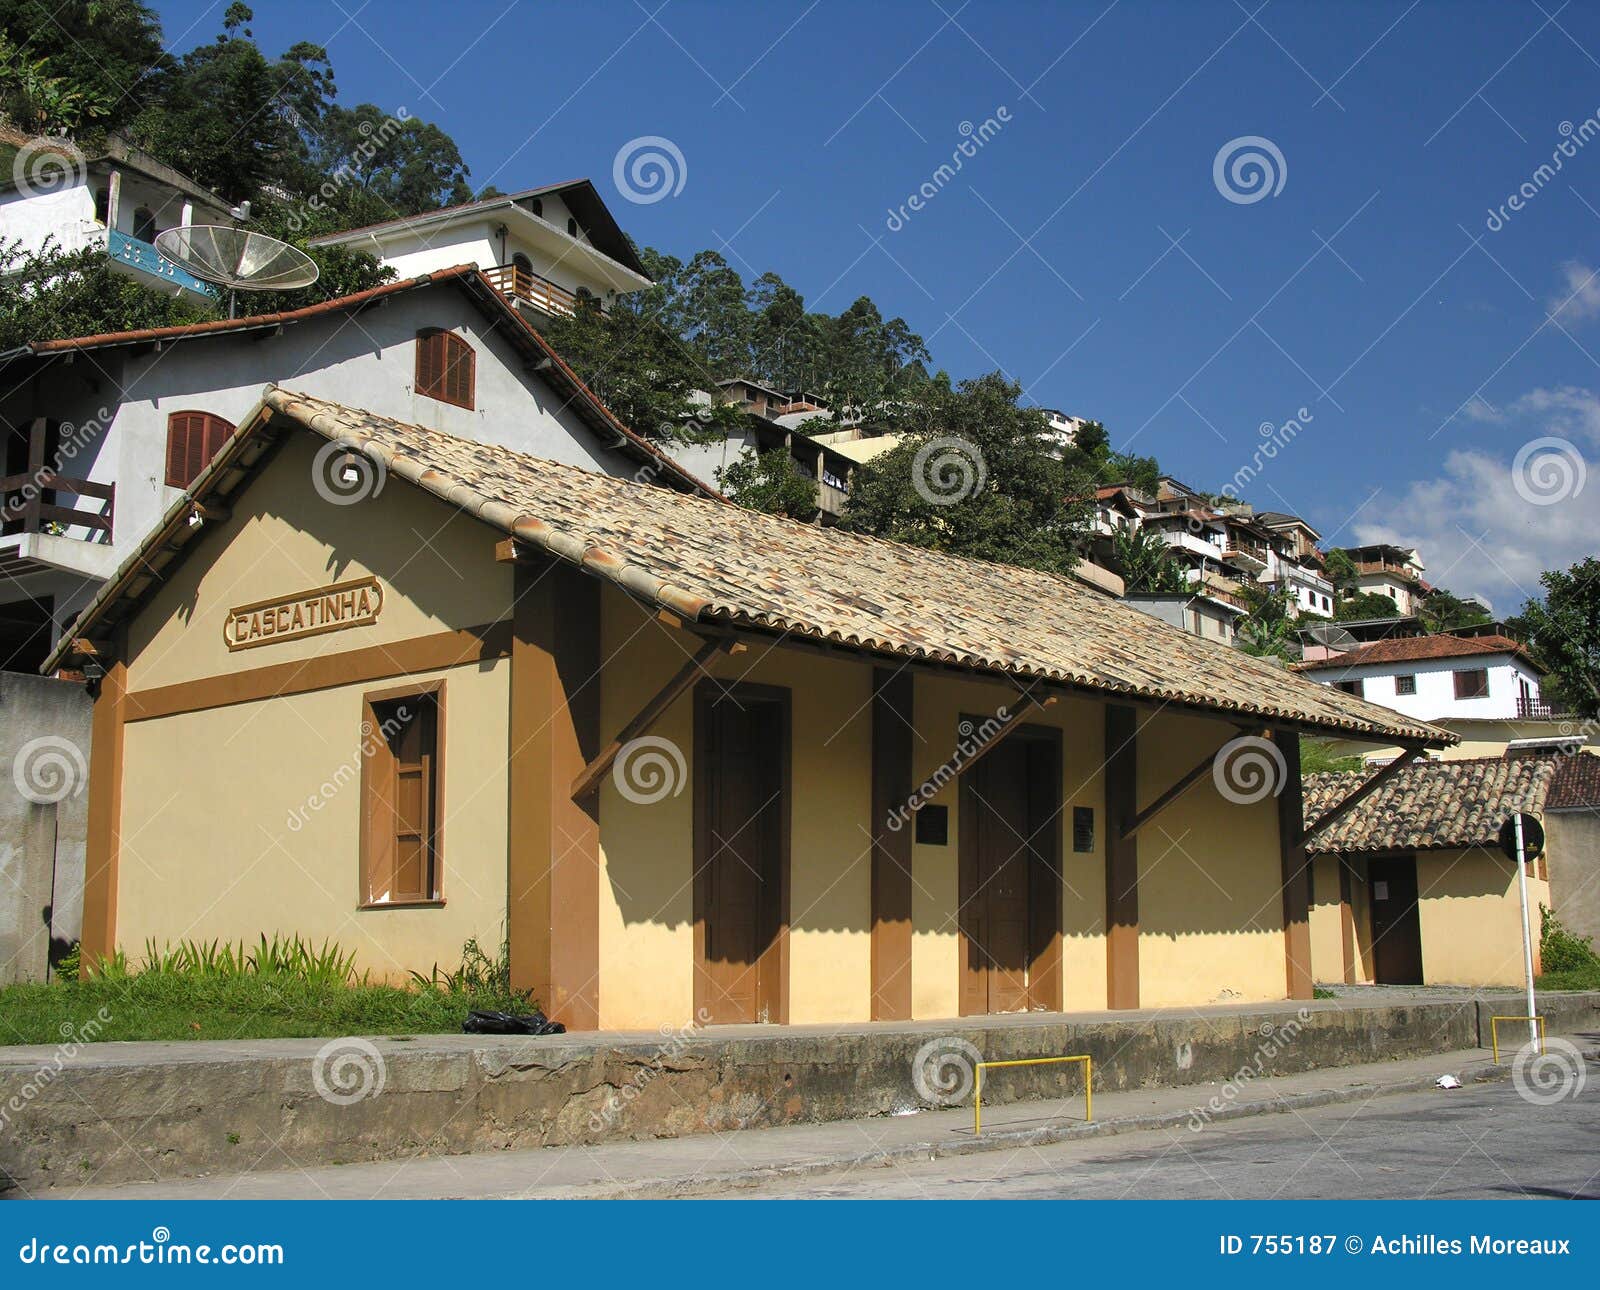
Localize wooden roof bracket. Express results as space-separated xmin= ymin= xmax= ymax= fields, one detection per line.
xmin=569 ymin=635 xmax=743 ymax=801
xmin=936 ymin=684 xmax=1058 ymax=787
xmin=1298 ymin=745 xmax=1428 ymax=849
xmin=1121 ymin=723 xmax=1266 ymax=843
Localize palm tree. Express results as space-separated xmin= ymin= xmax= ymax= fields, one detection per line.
xmin=1110 ymin=524 xmax=1186 ymax=594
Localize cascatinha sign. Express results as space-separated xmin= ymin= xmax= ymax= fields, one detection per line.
xmin=223 ymin=576 xmax=384 ymax=651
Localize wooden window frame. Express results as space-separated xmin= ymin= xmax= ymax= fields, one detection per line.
xmin=1335 ymin=678 xmax=1364 ymax=698
xmin=358 ymin=678 xmax=447 ymax=909
xmin=414 ymin=328 xmax=476 ymax=410
xmin=1453 ymin=668 xmax=1489 ymax=700
xmin=1394 ymin=674 xmax=1417 ymax=696
xmin=164 ymin=411 xmax=236 ymax=489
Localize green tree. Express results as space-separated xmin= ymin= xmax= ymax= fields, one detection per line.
xmin=1322 ymin=547 xmax=1357 ymax=589
xmin=539 ymin=294 xmax=739 ymax=444
xmin=1335 ymin=591 xmax=1400 ymax=621
xmin=1109 ymin=523 xmax=1186 ymax=593
xmin=0 ymin=238 xmax=212 ymax=348
xmin=308 ymin=103 xmax=472 ymax=221
xmin=0 ymin=0 xmax=164 ymax=132
xmin=717 ymin=447 xmax=817 ymax=520
xmin=1236 ymin=583 xmax=1298 ymax=659
xmin=1416 ymin=589 xmax=1491 ymax=633
xmin=1511 ymin=557 xmax=1600 ymax=719
xmin=840 ymin=373 xmax=1089 ymax=578
xmin=1107 ymin=450 xmax=1161 ymax=495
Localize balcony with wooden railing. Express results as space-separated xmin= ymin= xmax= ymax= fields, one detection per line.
xmin=1 ymin=467 xmax=115 ymax=556
xmin=481 ymin=263 xmax=581 ymax=317
xmin=1516 ymin=695 xmax=1570 ymax=721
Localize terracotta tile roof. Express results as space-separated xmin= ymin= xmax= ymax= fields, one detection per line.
xmin=4 ymin=266 xmax=713 ymax=500
xmin=1303 ymin=755 xmax=1559 ymax=853
xmin=1295 ymin=633 xmax=1535 ymax=673
xmin=48 ymin=388 xmax=1453 ymax=745
xmin=1547 ymin=754 xmax=1600 ymax=811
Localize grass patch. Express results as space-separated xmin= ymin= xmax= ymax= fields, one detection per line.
xmin=1535 ymin=966 xmax=1600 ymax=992
xmin=1535 ymin=906 xmax=1600 ymax=991
xmin=0 ymin=934 xmax=531 ymax=1046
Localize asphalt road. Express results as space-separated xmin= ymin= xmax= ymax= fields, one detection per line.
xmin=732 ymin=1074 xmax=1600 ymax=1200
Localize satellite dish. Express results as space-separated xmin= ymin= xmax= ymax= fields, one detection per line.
xmin=1303 ymin=621 xmax=1358 ymax=652
xmin=155 ymin=225 xmax=319 ymax=291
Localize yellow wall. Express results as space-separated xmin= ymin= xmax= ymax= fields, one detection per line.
xmin=125 ymin=434 xmax=513 ymax=692
xmin=1417 ymin=847 xmax=1546 ymax=987
xmin=115 ymin=433 xmax=513 ymax=977
xmin=1309 ymin=854 xmax=1346 ymax=984
xmin=1133 ymin=712 xmax=1286 ymax=1006
xmin=593 ymin=587 xmax=1288 ymax=1026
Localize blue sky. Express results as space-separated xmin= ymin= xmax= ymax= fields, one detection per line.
xmin=156 ymin=0 xmax=1600 ymax=612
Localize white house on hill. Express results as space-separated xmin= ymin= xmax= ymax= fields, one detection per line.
xmin=307 ymin=181 xmax=652 ymax=319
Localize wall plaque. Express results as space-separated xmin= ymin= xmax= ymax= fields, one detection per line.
xmin=223 ymin=576 xmax=384 ymax=651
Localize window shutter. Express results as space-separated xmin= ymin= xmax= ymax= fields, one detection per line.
xmin=165 ymin=412 xmax=236 ymax=489
xmin=415 ymin=329 xmax=474 ymax=409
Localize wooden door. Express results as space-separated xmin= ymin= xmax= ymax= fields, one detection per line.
xmin=959 ymin=728 xmax=1062 ymax=1015
xmin=695 ymin=685 xmax=789 ymax=1024
xmin=1369 ymin=856 xmax=1423 ymax=985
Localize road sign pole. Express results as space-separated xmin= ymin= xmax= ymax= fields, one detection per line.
xmin=1514 ymin=813 xmax=1538 ymax=1050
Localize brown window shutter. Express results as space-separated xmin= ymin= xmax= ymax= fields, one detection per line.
xmin=165 ymin=411 xmax=236 ymax=489
xmin=415 ymin=329 xmax=474 ymax=409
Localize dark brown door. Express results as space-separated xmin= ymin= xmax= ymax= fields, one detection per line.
xmin=696 ymin=685 xmax=788 ymax=1024
xmin=1369 ymin=856 xmax=1424 ymax=985
xmin=960 ymin=728 xmax=1062 ymax=1015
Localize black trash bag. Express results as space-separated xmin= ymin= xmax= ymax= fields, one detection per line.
xmin=463 ymin=1009 xmax=565 ymax=1036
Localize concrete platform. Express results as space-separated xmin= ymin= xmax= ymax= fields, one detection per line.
xmin=42 ymin=1043 xmax=1555 ymax=1200
xmin=3 ymin=989 xmax=1596 ymax=1195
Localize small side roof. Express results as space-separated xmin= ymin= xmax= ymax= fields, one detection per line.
xmin=1547 ymin=755 xmax=1600 ymax=811
xmin=1295 ymin=633 xmax=1539 ymax=674
xmin=45 ymin=390 xmax=1455 ymax=750
xmin=1303 ymin=755 xmax=1560 ymax=854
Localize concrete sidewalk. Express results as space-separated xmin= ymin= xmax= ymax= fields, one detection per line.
xmin=51 ymin=1042 xmax=1538 ymax=1201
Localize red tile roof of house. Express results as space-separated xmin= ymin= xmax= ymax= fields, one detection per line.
xmin=1547 ymin=753 xmax=1600 ymax=810
xmin=1295 ymin=633 xmax=1536 ymax=673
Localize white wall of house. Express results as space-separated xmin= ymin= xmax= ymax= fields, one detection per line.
xmin=0 ymin=285 xmax=658 ymax=646
xmin=1308 ymin=653 xmax=1543 ymax=721
xmin=1351 ymin=571 xmax=1420 ymax=615
xmin=0 ymin=178 xmax=100 ymax=257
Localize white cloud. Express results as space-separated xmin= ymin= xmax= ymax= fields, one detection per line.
xmin=1547 ymin=259 xmax=1600 ymax=323
xmin=1353 ymin=391 xmax=1599 ymax=612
